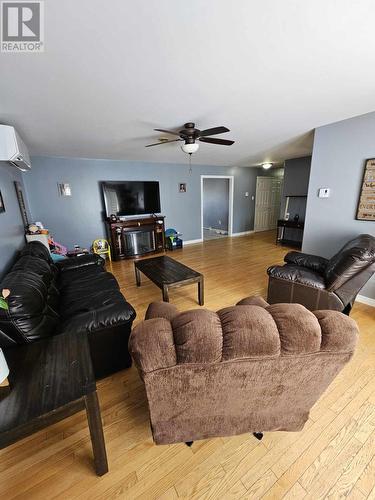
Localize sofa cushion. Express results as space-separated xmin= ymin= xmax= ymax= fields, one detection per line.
xmin=60 ymin=292 xmax=136 ymax=334
xmin=145 ymin=302 xmax=179 ymax=322
xmin=0 ymin=270 xmax=60 ymax=344
xmin=59 ymin=287 xmax=123 ymax=319
xmin=218 ymin=305 xmax=280 ymax=360
xmin=236 ymin=296 xmax=269 ymax=308
xmin=314 ymin=310 xmax=358 ymax=352
xmin=19 ymin=241 xmax=52 ymax=263
xmin=129 ymin=318 xmax=176 ymax=373
xmin=171 ymin=309 xmax=223 ymax=364
xmin=56 ymin=253 xmax=104 ymax=273
xmin=58 ymin=268 xmax=119 ymax=294
xmin=12 ymin=254 xmax=58 ymax=283
xmin=267 ymin=303 xmax=321 ymax=354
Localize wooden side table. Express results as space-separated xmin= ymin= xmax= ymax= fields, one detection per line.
xmin=0 ymin=331 xmax=108 ymax=476
xmin=276 ymin=219 xmax=305 ymax=249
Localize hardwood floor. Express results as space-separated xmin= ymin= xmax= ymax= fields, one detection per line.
xmin=1 ymin=230 xmax=374 ymax=499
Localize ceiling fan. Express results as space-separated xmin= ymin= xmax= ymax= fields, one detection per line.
xmin=145 ymin=122 xmax=235 ymax=154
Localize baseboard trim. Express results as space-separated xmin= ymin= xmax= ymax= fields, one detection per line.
xmin=184 ymin=238 xmax=203 ymax=245
xmin=231 ymin=230 xmax=254 ymax=238
xmin=356 ymin=295 xmax=375 ymax=307
xmin=185 ymin=231 xmax=253 ymax=245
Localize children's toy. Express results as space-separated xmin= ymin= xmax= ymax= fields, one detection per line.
xmin=48 ymin=237 xmax=67 ymax=255
xmin=165 ymin=228 xmax=183 ymax=251
xmin=27 ymin=223 xmax=40 ymax=234
xmin=92 ymin=239 xmax=112 ymax=261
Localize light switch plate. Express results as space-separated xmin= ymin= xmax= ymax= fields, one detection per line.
xmin=318 ymin=188 xmax=330 ymax=198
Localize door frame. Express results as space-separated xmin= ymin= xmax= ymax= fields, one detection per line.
xmin=254 ymin=175 xmax=283 ymax=232
xmin=201 ymin=175 xmax=234 ymax=241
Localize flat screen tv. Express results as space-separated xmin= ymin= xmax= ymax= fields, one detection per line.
xmin=101 ymin=181 xmax=161 ymax=217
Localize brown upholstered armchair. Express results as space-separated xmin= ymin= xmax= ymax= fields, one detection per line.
xmin=129 ymin=296 xmax=358 ymax=445
xmin=267 ymin=234 xmax=375 ymax=314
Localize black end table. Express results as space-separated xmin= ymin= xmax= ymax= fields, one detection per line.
xmin=0 ymin=331 xmax=108 ymax=476
xmin=135 ymin=255 xmax=204 ymax=305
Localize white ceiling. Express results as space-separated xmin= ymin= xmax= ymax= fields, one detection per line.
xmin=1 ymin=0 xmax=375 ymax=167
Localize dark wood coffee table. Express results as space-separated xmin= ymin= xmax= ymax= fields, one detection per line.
xmin=134 ymin=255 xmax=204 ymax=305
xmin=0 ymin=331 xmax=108 ymax=476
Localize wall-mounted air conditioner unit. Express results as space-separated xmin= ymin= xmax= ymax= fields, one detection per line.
xmin=0 ymin=125 xmax=31 ymax=171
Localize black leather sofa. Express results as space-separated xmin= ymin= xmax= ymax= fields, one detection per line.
xmin=0 ymin=241 xmax=136 ymax=378
xmin=267 ymin=234 xmax=375 ymax=314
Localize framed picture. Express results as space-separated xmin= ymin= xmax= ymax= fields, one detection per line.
xmin=0 ymin=191 xmax=5 ymax=213
xmin=58 ymin=182 xmax=72 ymax=197
xmin=356 ymin=159 xmax=375 ymax=221
xmin=14 ymin=181 xmax=29 ymax=226
xmin=179 ymin=183 xmax=186 ymax=193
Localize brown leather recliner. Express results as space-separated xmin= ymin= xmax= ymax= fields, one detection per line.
xmin=129 ymin=296 xmax=358 ymax=445
xmin=267 ymin=234 xmax=375 ymax=314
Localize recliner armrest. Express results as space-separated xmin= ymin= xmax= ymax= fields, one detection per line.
xmin=129 ymin=318 xmax=177 ymax=374
xmin=56 ymin=253 xmax=104 ymax=272
xmin=267 ymin=264 xmax=326 ymax=289
xmin=284 ymin=251 xmax=328 ymax=274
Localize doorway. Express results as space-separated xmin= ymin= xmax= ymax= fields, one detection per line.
xmin=201 ymin=176 xmax=234 ymax=241
xmin=254 ymin=176 xmax=283 ymax=232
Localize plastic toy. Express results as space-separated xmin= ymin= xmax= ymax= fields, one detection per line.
xmin=92 ymin=239 xmax=112 ymax=261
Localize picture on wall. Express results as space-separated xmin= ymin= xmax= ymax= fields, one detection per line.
xmin=357 ymin=158 xmax=375 ymax=221
xmin=0 ymin=191 xmax=5 ymax=213
xmin=14 ymin=181 xmax=29 ymax=226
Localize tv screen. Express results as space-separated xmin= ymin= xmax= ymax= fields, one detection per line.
xmin=102 ymin=181 xmax=161 ymax=217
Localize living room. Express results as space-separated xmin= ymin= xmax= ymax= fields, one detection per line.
xmin=0 ymin=1 xmax=375 ymax=499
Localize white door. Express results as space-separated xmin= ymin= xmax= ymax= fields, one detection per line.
xmin=254 ymin=176 xmax=283 ymax=232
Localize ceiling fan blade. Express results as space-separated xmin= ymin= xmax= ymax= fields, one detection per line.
xmin=154 ymin=128 xmax=180 ymax=136
xmin=199 ymin=126 xmax=230 ymax=137
xmin=145 ymin=139 xmax=182 ymax=147
xmin=199 ymin=137 xmax=234 ymax=146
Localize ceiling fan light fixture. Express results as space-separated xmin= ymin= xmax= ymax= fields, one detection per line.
xmin=262 ymin=162 xmax=273 ymax=170
xmin=181 ymin=142 xmax=199 ymax=154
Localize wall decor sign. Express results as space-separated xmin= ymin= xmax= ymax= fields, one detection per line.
xmin=0 ymin=190 xmax=5 ymax=213
xmin=357 ymin=158 xmax=375 ymax=221
xmin=14 ymin=181 xmax=29 ymax=226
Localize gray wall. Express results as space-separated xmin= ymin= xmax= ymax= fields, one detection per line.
xmin=0 ymin=163 xmax=29 ymax=277
xmin=279 ymin=156 xmax=311 ymax=242
xmin=24 ymin=156 xmax=259 ymax=248
xmin=282 ymin=157 xmax=311 ymax=197
xmin=303 ymin=112 xmax=375 ymax=300
xmin=203 ymin=178 xmax=229 ymax=231
xmin=280 ymin=156 xmax=311 ymax=219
